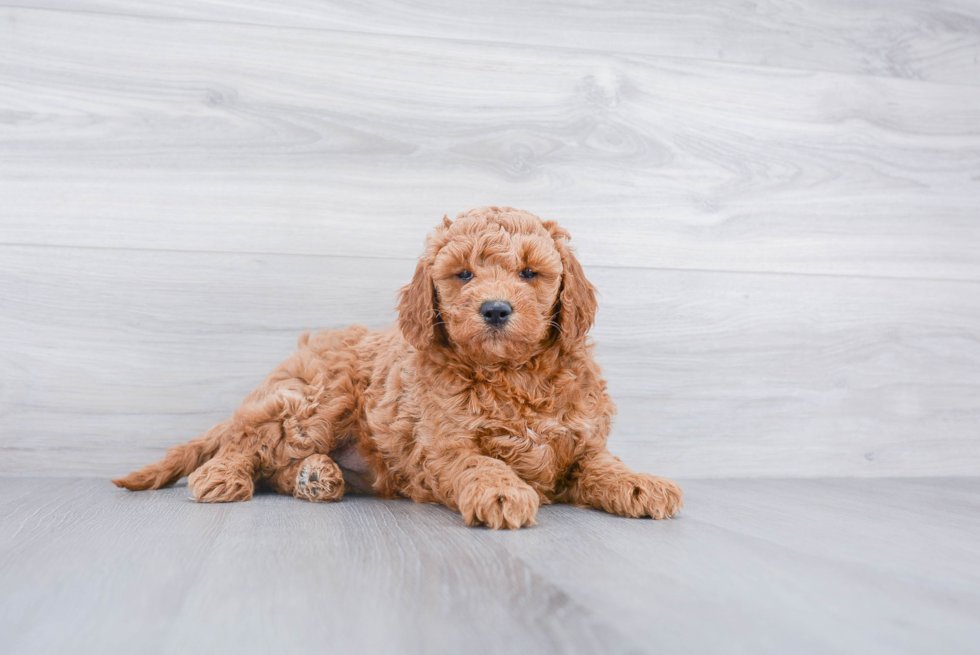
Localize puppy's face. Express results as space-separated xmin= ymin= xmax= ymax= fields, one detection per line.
xmin=398 ymin=207 xmax=597 ymax=363
xmin=431 ymin=217 xmax=563 ymax=362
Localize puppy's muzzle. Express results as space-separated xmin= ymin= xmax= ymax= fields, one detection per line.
xmin=480 ymin=300 xmax=512 ymax=328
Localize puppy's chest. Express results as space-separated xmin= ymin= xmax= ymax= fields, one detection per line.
xmin=462 ymin=379 xmax=587 ymax=480
xmin=476 ymin=415 xmax=578 ymax=480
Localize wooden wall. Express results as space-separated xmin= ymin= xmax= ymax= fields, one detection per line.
xmin=1 ymin=2 xmax=979 ymax=477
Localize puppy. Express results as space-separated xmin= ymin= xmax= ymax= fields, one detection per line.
xmin=113 ymin=207 xmax=683 ymax=529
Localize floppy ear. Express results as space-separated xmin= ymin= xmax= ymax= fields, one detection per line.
xmin=397 ymin=216 xmax=453 ymax=350
xmin=397 ymin=254 xmax=439 ymax=351
xmin=543 ymin=221 xmax=597 ymax=350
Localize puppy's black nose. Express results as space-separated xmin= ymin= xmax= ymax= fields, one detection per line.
xmin=480 ymin=300 xmax=512 ymax=327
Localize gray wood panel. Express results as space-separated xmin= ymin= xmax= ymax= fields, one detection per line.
xmin=2 ymin=477 xmax=978 ymax=654
xmin=10 ymin=0 xmax=980 ymax=86
xmin=1 ymin=8 xmax=979 ymax=281
xmin=2 ymin=245 xmax=978 ymax=478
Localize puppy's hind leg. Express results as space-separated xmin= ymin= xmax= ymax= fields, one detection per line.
xmin=112 ymin=419 xmax=232 ymax=491
xmin=189 ymin=384 xmax=318 ymax=503
xmin=267 ymin=454 xmax=345 ymax=503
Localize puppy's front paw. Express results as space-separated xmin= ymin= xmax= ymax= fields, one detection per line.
xmin=294 ymin=454 xmax=344 ymax=503
xmin=458 ymin=482 xmax=540 ymax=530
xmin=609 ymin=474 xmax=683 ymax=519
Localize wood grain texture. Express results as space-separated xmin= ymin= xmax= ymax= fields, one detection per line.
xmin=2 ymin=245 xmax=978 ymax=478
xmin=9 ymin=0 xmax=980 ymax=86
xmin=1 ymin=8 xmax=979 ymax=281
xmin=1 ymin=477 xmax=978 ymax=654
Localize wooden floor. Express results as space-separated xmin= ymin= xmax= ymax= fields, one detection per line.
xmin=1 ymin=477 xmax=978 ymax=654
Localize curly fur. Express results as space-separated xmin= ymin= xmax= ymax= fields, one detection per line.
xmin=113 ymin=207 xmax=683 ymax=529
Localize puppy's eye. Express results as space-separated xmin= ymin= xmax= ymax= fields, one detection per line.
xmin=519 ymin=268 xmax=538 ymax=279
xmin=456 ymin=270 xmax=474 ymax=281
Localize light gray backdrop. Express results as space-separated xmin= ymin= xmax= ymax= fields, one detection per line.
xmin=2 ymin=1 xmax=979 ymax=478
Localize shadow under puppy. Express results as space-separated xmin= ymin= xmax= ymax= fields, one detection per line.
xmin=114 ymin=207 xmax=682 ymax=529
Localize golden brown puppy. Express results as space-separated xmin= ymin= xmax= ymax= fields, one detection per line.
xmin=113 ymin=207 xmax=683 ymax=529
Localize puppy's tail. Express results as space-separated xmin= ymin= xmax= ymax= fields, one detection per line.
xmin=111 ymin=419 xmax=232 ymax=491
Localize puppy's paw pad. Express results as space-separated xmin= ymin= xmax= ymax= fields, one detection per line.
xmin=294 ymin=455 xmax=344 ymax=503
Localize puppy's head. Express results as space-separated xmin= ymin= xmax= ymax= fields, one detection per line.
xmin=398 ymin=207 xmax=596 ymax=363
